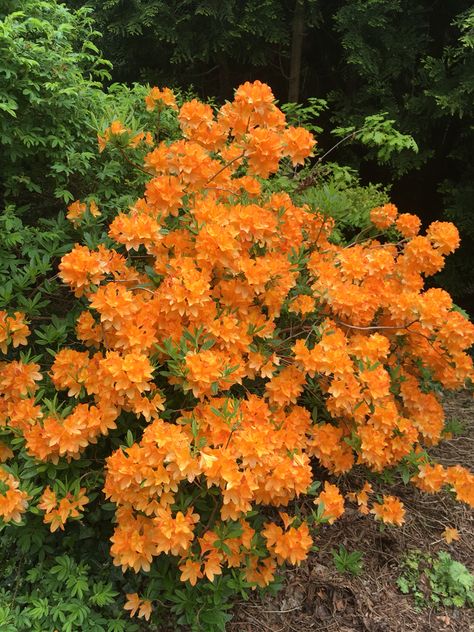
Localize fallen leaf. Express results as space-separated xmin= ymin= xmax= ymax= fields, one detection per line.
xmin=442 ymin=527 xmax=460 ymax=544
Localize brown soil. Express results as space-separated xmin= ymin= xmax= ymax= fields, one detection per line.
xmin=230 ymin=392 xmax=474 ymax=632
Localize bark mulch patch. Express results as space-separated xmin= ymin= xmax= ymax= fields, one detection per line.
xmin=230 ymin=392 xmax=474 ymax=632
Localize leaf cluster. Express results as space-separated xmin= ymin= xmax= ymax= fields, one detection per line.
xmin=397 ymin=549 xmax=474 ymax=609
xmin=0 ymin=551 xmax=138 ymax=632
xmin=331 ymin=545 xmax=364 ymax=576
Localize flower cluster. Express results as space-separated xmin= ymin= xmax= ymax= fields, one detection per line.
xmin=0 ymin=310 xmax=30 ymax=353
xmin=98 ymin=120 xmax=153 ymax=154
xmin=371 ymin=495 xmax=406 ymax=526
xmin=124 ymin=593 xmax=153 ymax=621
xmin=1 ymin=82 xmax=473 ymax=619
xmin=67 ymin=199 xmax=101 ymax=225
xmin=0 ymin=313 xmax=33 ymax=523
xmin=0 ymin=467 xmax=29 ymax=523
xmin=0 ymin=316 xmax=42 ymax=442
xmin=38 ymin=486 xmax=89 ymax=532
xmin=413 ymin=462 xmax=474 ymax=506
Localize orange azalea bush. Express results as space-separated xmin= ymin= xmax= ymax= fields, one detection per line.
xmin=0 ymin=81 xmax=473 ymax=623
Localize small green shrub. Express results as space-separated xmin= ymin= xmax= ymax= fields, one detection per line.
xmin=397 ymin=550 xmax=474 ymax=609
xmin=331 ymin=545 xmax=364 ymax=576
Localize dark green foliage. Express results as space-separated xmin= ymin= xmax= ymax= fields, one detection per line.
xmin=0 ymin=545 xmax=138 ymax=632
xmin=331 ymin=1 xmax=470 ymax=170
xmin=273 ymin=99 xmax=401 ymax=240
xmin=69 ymin=0 xmax=292 ymax=88
xmin=423 ymin=8 xmax=474 ymax=119
xmin=0 ymin=207 xmax=71 ymax=315
xmin=0 ymin=0 xmax=110 ymax=214
xmin=424 ymin=7 xmax=474 ymax=303
xmin=0 ymin=0 xmax=182 ymax=218
xmin=0 ymin=0 xmax=184 ymax=343
xmin=299 ymin=174 xmax=389 ymax=242
xmin=66 ymin=0 xmax=321 ymax=94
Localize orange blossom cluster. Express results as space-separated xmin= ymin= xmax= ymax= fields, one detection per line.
xmin=0 ymin=83 xmax=473 ymax=613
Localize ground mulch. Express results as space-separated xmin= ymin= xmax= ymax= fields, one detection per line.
xmin=230 ymin=392 xmax=474 ymax=632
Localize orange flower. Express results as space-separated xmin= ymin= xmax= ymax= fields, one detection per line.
xmin=262 ymin=521 xmax=312 ymax=565
xmin=315 ymin=482 xmax=345 ymax=524
xmin=370 ymin=203 xmax=398 ymax=229
xmin=51 ymin=349 xmax=89 ymax=396
xmin=245 ymin=128 xmax=283 ymax=177
xmin=371 ymin=495 xmax=405 ymax=526
xmin=426 ymin=221 xmax=460 ymax=255
xmin=179 ymin=99 xmax=213 ymax=133
xmin=0 ymin=442 xmax=13 ymax=462
xmin=0 ymin=468 xmax=29 ymax=523
xmin=138 ymin=599 xmax=153 ymax=621
xmin=39 ymin=486 xmax=89 ymax=532
xmin=66 ymin=200 xmax=87 ymax=224
xmin=97 ymin=120 xmax=127 ymax=152
xmin=413 ymin=463 xmax=446 ymax=493
xmin=0 ymin=311 xmax=30 ymax=353
xmin=244 ymin=556 xmax=276 ymax=588
xmin=203 ymin=553 xmax=223 ymax=581
xmin=58 ymin=245 xmax=108 ymax=296
xmin=310 ymin=424 xmax=354 ymax=474
xmin=179 ymin=558 xmax=203 ymax=586
xmin=43 ymin=508 xmax=67 ymax=532
xmin=347 ymin=482 xmax=373 ymax=515
xmin=0 ymin=360 xmax=42 ymax=398
xmin=282 ymin=126 xmax=316 ymax=165
xmin=445 ymin=465 xmax=474 ymax=507
xmin=66 ymin=200 xmax=100 ymax=224
xmin=145 ymin=175 xmax=184 ymax=216
xmin=76 ymin=311 xmax=102 ymax=347
xmin=402 ymin=235 xmax=445 ymax=276
xmin=395 ymin=213 xmax=421 ymax=238
xmin=124 ymin=593 xmax=153 ymax=621
xmin=38 ymin=486 xmax=57 ymax=513
xmin=145 ymin=86 xmax=177 ymax=111
xmin=230 ymin=80 xmax=278 ymax=132
xmin=265 ymin=365 xmax=306 ymax=407
xmin=124 ymin=593 xmax=141 ymax=618
xmin=289 ymin=294 xmax=315 ymax=316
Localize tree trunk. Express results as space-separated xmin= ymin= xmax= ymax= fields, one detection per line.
xmin=288 ymin=0 xmax=305 ymax=103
